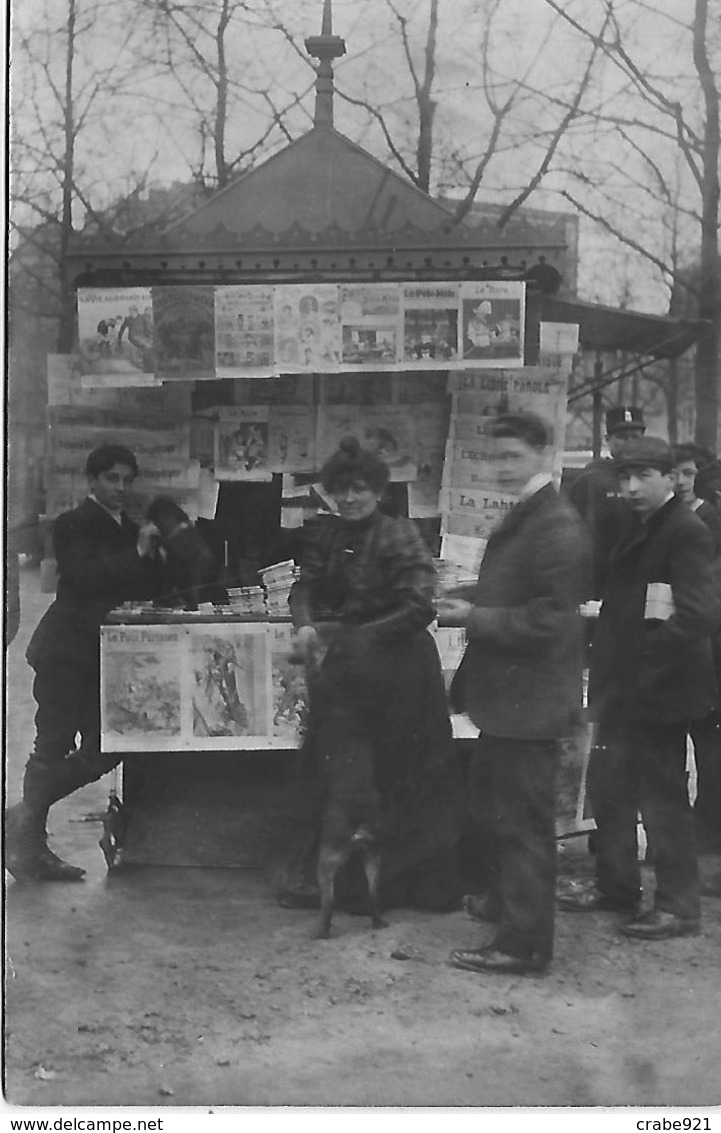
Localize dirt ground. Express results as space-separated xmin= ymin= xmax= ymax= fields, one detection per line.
xmin=4 ymin=566 xmax=721 ymax=1109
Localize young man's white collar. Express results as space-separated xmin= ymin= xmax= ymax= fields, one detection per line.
xmin=690 ymin=498 xmax=703 ymax=512
xmin=88 ymin=493 xmax=123 ymax=525
xmin=519 ymin=472 xmax=553 ymax=501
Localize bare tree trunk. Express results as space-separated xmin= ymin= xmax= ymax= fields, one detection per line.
xmin=692 ymin=0 xmax=720 ymax=450
xmin=56 ymin=0 xmax=76 ymax=353
xmin=214 ymin=0 xmax=232 ymax=189
xmin=415 ymin=0 xmax=438 ymax=193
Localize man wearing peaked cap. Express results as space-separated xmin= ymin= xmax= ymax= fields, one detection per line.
xmin=604 ymin=405 xmax=646 ymax=435
xmin=559 ymin=435 xmax=719 ymax=939
xmin=568 ymin=407 xmax=645 ymax=599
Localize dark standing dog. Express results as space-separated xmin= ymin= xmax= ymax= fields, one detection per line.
xmin=314 ymin=710 xmax=388 ymax=940
xmin=298 ymin=638 xmax=389 ymax=940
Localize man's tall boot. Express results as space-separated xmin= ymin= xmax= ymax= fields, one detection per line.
xmin=5 ymin=797 xmax=86 ymax=882
xmin=5 ymin=757 xmax=89 ymax=882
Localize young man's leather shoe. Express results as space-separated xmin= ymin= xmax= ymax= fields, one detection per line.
xmin=620 ymin=909 xmax=700 ymax=940
xmin=449 ymin=947 xmax=547 ymax=975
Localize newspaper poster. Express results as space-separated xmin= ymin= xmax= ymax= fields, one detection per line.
xmin=48 ymin=426 xmax=190 ymax=472
xmin=215 ymin=285 xmax=275 ymax=377
xmin=215 ymin=406 xmax=271 ymax=481
xmin=47 ymin=403 xmax=189 ymax=436
xmin=441 ymin=490 xmax=518 ymax=542
xmin=539 ymin=321 xmax=579 ymax=359
xmin=101 ymin=625 xmax=188 ymax=752
xmin=268 ymin=405 xmax=315 ymax=473
xmin=339 ymin=283 xmax=401 ymax=367
xmin=190 ymin=624 xmax=272 ymax=747
xmin=269 ymin=623 xmax=308 ymax=747
xmin=274 ymin=284 xmax=342 ymax=372
xmin=153 ymin=285 xmax=216 ymax=380
xmin=449 ymin=368 xmax=569 ymax=480
xmin=314 ymin=404 xmax=362 ymax=467
xmin=77 ymin=288 xmax=157 ymax=385
xmin=401 ymin=282 xmax=460 ymax=365
xmin=71 ymin=380 xmax=192 ymax=417
xmin=359 ymin=405 xmax=417 ymax=482
xmin=460 ymin=281 xmax=525 ymax=366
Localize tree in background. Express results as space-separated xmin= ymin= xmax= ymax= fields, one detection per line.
xmin=542 ymin=0 xmax=720 ymax=449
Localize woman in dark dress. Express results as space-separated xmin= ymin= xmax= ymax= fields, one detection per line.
xmin=275 ymin=437 xmax=465 ymax=912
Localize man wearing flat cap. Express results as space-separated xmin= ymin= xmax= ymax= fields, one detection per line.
xmin=559 ymin=437 xmax=719 ymax=939
xmin=569 ymin=406 xmax=645 ymax=599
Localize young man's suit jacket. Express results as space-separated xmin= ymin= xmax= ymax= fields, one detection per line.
xmin=453 ymin=483 xmax=590 ymax=740
xmin=589 ymin=494 xmax=719 ymax=723
xmin=26 ymin=497 xmax=163 ymax=674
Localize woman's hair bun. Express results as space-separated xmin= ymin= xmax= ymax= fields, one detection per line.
xmin=338 ymin=435 xmax=361 ymax=457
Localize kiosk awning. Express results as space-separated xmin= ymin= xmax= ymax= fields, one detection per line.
xmin=536 ymin=294 xmax=705 ymax=359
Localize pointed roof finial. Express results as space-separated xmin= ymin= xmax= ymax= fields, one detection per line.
xmin=305 ymin=0 xmax=346 ymax=129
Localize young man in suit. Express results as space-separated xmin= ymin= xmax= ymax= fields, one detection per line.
xmin=559 ymin=438 xmax=718 ymax=938
xmin=437 ymin=412 xmax=589 ymax=974
xmin=5 ymin=444 xmax=164 ymax=882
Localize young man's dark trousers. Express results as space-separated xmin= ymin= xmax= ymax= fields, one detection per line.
xmin=24 ymin=661 xmax=121 ymax=814
xmin=587 ymin=712 xmax=701 ymax=922
xmin=469 ymin=735 xmax=559 ymax=965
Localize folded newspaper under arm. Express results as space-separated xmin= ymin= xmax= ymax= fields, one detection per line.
xmin=644 ymin=582 xmax=675 ymax=621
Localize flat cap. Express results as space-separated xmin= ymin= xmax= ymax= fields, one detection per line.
xmin=613 ymin=436 xmax=674 ymax=474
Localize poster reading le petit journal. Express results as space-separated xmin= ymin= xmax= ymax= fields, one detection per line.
xmin=402 ymin=282 xmax=460 ymax=366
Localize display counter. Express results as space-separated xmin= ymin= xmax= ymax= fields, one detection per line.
xmin=100 ymin=609 xmax=589 ymax=869
xmin=100 ymin=608 xmax=471 ymax=756
xmin=99 ymin=608 xmax=475 ymax=867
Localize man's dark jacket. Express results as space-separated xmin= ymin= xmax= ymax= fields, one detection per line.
xmin=452 ymin=483 xmax=590 ymax=739
xmin=568 ymin=458 xmax=631 ymax=599
xmin=589 ymin=494 xmax=719 ymax=723
xmin=26 ymin=497 xmax=163 ymax=673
